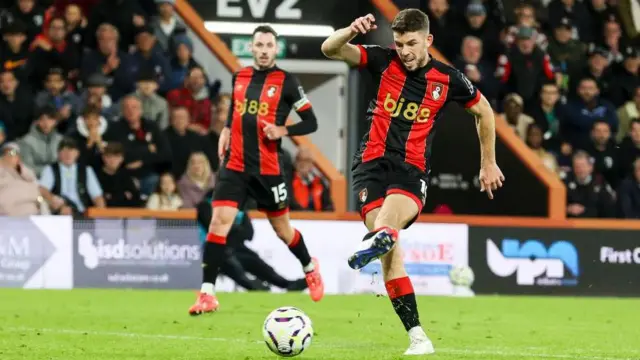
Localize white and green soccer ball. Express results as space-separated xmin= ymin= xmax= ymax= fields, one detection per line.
xmin=262 ymin=306 xmax=313 ymax=357
xmin=449 ymin=264 xmax=475 ymax=287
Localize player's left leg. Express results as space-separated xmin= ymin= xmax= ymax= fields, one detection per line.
xmin=267 ymin=212 xmax=324 ymax=302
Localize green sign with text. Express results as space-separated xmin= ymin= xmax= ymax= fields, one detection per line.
xmin=231 ymin=37 xmax=286 ymax=59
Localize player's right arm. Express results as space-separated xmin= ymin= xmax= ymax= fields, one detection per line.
xmin=321 ymin=14 xmax=377 ymax=67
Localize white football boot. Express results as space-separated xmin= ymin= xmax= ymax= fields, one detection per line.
xmin=403 ymin=326 xmax=435 ymax=356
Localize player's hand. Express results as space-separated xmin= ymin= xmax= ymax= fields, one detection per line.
xmin=262 ymin=121 xmax=288 ymax=140
xmin=350 ymin=14 xmax=377 ymax=35
xmin=479 ymin=162 xmax=505 ymax=200
xmin=218 ymin=127 xmax=230 ymax=161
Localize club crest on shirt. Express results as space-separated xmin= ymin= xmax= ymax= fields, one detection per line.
xmin=431 ymin=82 xmax=444 ymax=100
xmin=359 ymin=188 xmax=368 ymax=203
xmin=267 ymin=85 xmax=279 ymax=98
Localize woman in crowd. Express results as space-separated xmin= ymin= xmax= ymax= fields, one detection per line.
xmin=146 ymin=172 xmax=182 ymax=210
xmin=178 ymin=151 xmax=215 ymax=208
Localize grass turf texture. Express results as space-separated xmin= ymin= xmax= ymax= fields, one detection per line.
xmin=1 ymin=289 xmax=639 ymax=360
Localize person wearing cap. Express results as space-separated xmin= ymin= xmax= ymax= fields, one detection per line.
xmin=461 ymin=1 xmax=501 ymax=64
xmin=0 ymin=0 xmax=46 ymax=45
xmin=17 ymin=105 xmax=63 ymax=177
xmin=0 ymin=142 xmax=42 ymax=216
xmin=121 ymin=67 xmax=169 ymax=129
xmin=0 ymin=21 xmax=31 ymax=83
xmin=77 ymin=72 xmax=117 ymax=122
xmin=150 ymin=0 xmax=186 ymax=54
xmin=132 ymin=24 xmax=172 ymax=94
xmin=547 ymin=0 xmax=593 ymax=43
xmin=501 ymin=93 xmax=534 ymax=140
xmin=547 ymin=17 xmax=586 ymax=80
xmin=496 ymin=26 xmax=555 ymax=105
xmin=568 ymin=44 xmax=612 ymax=99
xmin=0 ymin=69 xmax=34 ymax=140
xmin=39 ymin=137 xmax=105 ymax=215
xmin=34 ymin=67 xmax=81 ymax=133
xmin=608 ymin=46 xmax=640 ymax=108
xmin=81 ymin=23 xmax=136 ymax=102
xmin=616 ymin=87 xmax=640 ymax=143
xmin=503 ymin=3 xmax=548 ymax=51
xmin=169 ymin=33 xmax=202 ymax=91
xmin=564 ymin=77 xmax=618 ymax=146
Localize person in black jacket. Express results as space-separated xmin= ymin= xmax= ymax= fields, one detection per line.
xmin=196 ymin=190 xmax=307 ymax=292
xmin=95 ymin=142 xmax=142 ymax=207
xmin=163 ymin=105 xmax=214 ymax=178
xmin=565 ymin=150 xmax=616 ymax=218
xmin=617 ymin=158 xmax=640 ymax=218
xmin=109 ymin=95 xmax=171 ymax=196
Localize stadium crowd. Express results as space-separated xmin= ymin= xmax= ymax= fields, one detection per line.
xmin=0 ymin=0 xmax=638 ymax=218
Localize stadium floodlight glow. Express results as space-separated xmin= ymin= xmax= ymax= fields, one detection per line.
xmin=204 ymin=21 xmax=335 ymax=38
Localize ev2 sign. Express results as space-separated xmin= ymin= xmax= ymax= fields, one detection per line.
xmin=486 ymin=238 xmax=579 ymax=286
xmin=217 ymin=0 xmax=302 ymax=20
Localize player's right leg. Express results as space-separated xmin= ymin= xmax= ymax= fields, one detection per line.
xmin=189 ymin=168 xmax=245 ymax=316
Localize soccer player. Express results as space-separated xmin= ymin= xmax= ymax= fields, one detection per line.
xmin=321 ymin=9 xmax=505 ymax=355
xmin=189 ymin=25 xmax=324 ymax=315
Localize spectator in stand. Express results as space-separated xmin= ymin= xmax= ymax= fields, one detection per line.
xmin=548 ymin=0 xmax=593 ymax=42
xmin=564 ymin=77 xmax=618 ymax=146
xmin=39 ymin=137 xmax=105 ymax=215
xmin=547 ymin=17 xmax=586 ymax=85
xmin=496 ymin=26 xmax=555 ymax=106
xmin=581 ymin=120 xmax=620 ymax=187
xmin=96 ymin=142 xmax=141 ymax=207
xmin=587 ymin=0 xmax=620 ymax=38
xmin=526 ymin=124 xmax=559 ymax=174
xmin=503 ymin=3 xmax=548 ymax=51
xmin=425 ymin=0 xmax=463 ymax=61
xmin=1 ymin=21 xmax=31 ymax=84
xmin=501 ymin=93 xmax=534 ymax=140
xmin=164 ymin=105 xmax=214 ymax=177
xmin=526 ymin=81 xmax=566 ymax=151
xmin=290 ymin=146 xmax=333 ymax=212
xmin=608 ymin=46 xmax=640 ymax=108
xmin=460 ymin=2 xmax=501 ymax=64
xmin=146 ymin=171 xmax=182 ymax=210
xmin=85 ymin=0 xmax=147 ymax=52
xmin=166 ymin=66 xmax=211 ymax=135
xmin=569 ymin=45 xmax=612 ymax=99
xmin=77 ymin=73 xmax=117 ymax=122
xmin=67 ymin=106 xmax=112 ymax=169
xmin=34 ymin=68 xmax=80 ymax=133
xmin=150 ymin=0 xmax=186 ymax=54
xmin=122 ymin=68 xmax=169 ymax=129
xmin=600 ymin=20 xmax=626 ymax=64
xmin=0 ymin=121 xmax=5 ymax=145
xmin=617 ymin=86 xmax=640 ymax=143
xmin=0 ymin=142 xmax=41 ymax=216
xmin=618 ymin=119 xmax=640 ymax=179
xmin=81 ymin=23 xmax=136 ymax=102
xmin=565 ymin=150 xmax=616 ymax=218
xmin=617 ymin=158 xmax=640 ymax=218
xmin=177 ymin=151 xmax=215 ymax=209
xmin=0 ymin=70 xmax=33 ymax=140
xmin=618 ymin=0 xmax=640 ymax=44
xmin=110 ymin=95 xmax=171 ymax=196
xmin=168 ymin=33 xmax=200 ymax=91
xmin=131 ymin=25 xmax=171 ymax=94
xmin=63 ymin=3 xmax=87 ymax=53
xmin=208 ymin=93 xmax=230 ymax=171
xmin=17 ymin=105 xmax=62 ymax=177
xmin=454 ymin=36 xmax=497 ymax=104
xmin=29 ymin=15 xmax=80 ymax=90
xmin=1 ymin=0 xmax=46 ymax=44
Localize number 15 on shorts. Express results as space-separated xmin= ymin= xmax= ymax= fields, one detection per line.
xmin=271 ymin=183 xmax=288 ymax=203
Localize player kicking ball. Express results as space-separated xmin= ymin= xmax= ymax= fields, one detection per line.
xmin=322 ymin=9 xmax=504 ymax=356
xmin=189 ymin=25 xmax=324 ymax=315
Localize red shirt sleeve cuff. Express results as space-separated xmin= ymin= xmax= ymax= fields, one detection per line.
xmin=356 ymin=45 xmax=368 ymax=69
xmin=465 ymin=90 xmax=482 ymax=108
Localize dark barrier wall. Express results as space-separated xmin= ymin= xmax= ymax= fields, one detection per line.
xmin=469 ymin=226 xmax=640 ymax=296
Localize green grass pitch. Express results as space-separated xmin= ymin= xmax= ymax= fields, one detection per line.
xmin=1 ymin=289 xmax=639 ymax=360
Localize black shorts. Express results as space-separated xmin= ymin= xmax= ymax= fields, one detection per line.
xmin=213 ymin=167 xmax=289 ymax=217
xmin=352 ymin=158 xmax=428 ymax=229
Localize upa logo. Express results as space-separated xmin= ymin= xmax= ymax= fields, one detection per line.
xmin=486 ymin=238 xmax=579 ymax=286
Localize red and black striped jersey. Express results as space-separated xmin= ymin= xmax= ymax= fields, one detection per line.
xmin=355 ymin=45 xmax=483 ymax=173
xmin=225 ymin=66 xmax=312 ymax=176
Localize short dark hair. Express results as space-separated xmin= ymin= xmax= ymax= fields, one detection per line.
xmin=48 ymin=16 xmax=66 ymax=27
xmin=103 ymin=142 xmax=124 ymax=156
xmin=253 ymin=25 xmax=278 ymax=38
xmin=592 ymin=119 xmax=610 ymax=130
xmin=82 ymin=105 xmax=101 ymax=119
xmin=391 ymin=8 xmax=430 ymax=34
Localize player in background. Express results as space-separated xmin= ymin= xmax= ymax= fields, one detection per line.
xmin=189 ymin=25 xmax=324 ymax=315
xmin=321 ymin=9 xmax=504 ymax=355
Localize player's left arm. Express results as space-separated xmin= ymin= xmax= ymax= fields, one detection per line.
xmin=449 ymin=69 xmax=505 ymax=199
xmin=278 ymin=75 xmax=318 ymax=137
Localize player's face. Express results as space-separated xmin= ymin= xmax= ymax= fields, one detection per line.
xmin=252 ymin=32 xmax=277 ymax=69
xmin=393 ymin=31 xmax=432 ymax=71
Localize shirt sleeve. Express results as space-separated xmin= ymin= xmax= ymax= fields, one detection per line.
xmin=283 ymin=74 xmax=312 ymax=112
xmin=86 ymin=167 xmax=104 ymax=199
xmin=355 ymin=45 xmax=393 ymax=74
xmin=448 ymin=69 xmax=482 ymax=109
xmin=39 ymin=165 xmax=54 ymax=190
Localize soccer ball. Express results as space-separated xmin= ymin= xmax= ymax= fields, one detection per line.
xmin=449 ymin=265 xmax=475 ymax=287
xmin=262 ymin=306 xmax=313 ymax=357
